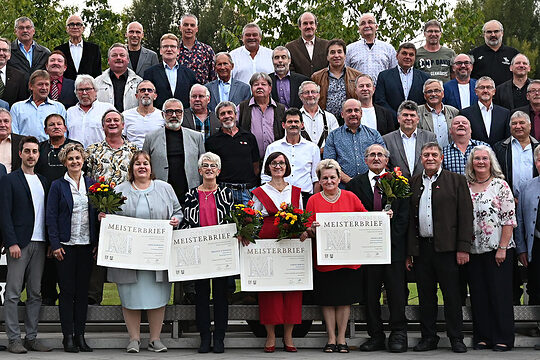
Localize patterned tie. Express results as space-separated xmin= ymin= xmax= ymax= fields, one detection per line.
xmin=50 ymin=79 xmax=59 ymax=100
xmin=0 ymin=70 xmax=4 ymax=98
xmin=534 ymin=111 xmax=540 ymax=141
xmin=373 ymin=175 xmax=382 ymax=211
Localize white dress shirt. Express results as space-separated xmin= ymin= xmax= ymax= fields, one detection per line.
xmin=122 ymin=107 xmax=165 ymax=148
xmin=400 ymin=128 xmax=417 ymax=173
xmin=164 ymin=61 xmax=179 ymax=94
xmin=66 ymin=100 xmax=116 ymax=148
xmin=479 ymin=101 xmax=493 ymax=137
xmin=511 ymin=137 xmax=533 ymax=193
xmin=427 ymin=104 xmax=449 ymax=147
xmin=252 ymin=183 xmax=303 ymax=217
xmin=69 ymin=40 xmax=84 ymax=72
xmin=300 ymin=106 xmax=339 ymax=147
xmin=418 ymin=167 xmax=442 ymax=237
xmin=399 ymin=66 xmax=414 ymax=99
xmin=303 ymin=37 xmax=314 ymax=60
xmin=230 ymin=45 xmax=274 ymax=84
xmin=63 ymin=172 xmax=90 ymax=246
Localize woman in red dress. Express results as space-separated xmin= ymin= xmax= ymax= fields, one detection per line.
xmin=305 ymin=159 xmax=367 ymax=353
xmin=250 ymin=152 xmax=306 ymax=353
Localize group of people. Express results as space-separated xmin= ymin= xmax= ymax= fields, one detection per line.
xmin=0 ymin=7 xmax=538 ymax=356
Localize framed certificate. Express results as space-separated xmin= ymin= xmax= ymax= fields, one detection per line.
xmin=315 ymin=212 xmax=391 ymax=265
xmin=97 ymin=214 xmax=173 ymax=270
xmin=240 ymin=239 xmax=313 ymax=291
xmin=168 ymin=223 xmax=240 ymax=281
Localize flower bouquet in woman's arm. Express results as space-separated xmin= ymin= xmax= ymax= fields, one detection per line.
xmin=376 ymin=167 xmax=412 ymax=211
xmin=88 ymin=176 xmax=126 ymax=214
xmin=226 ymin=200 xmax=263 ymax=244
xmin=274 ymin=202 xmax=312 ymax=241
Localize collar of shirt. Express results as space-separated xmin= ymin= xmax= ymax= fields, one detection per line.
xmin=249 ymin=97 xmax=277 ymax=108
xmin=422 ymin=167 xmax=442 ymax=180
xmin=51 ymin=75 xmax=64 ymax=85
xmin=27 ymin=96 xmax=53 ymax=106
xmin=399 ymin=128 xmax=417 ymax=139
xmin=218 ymin=78 xmax=230 ymax=85
xmin=300 ymin=106 xmax=324 ymax=118
xmin=276 ymin=72 xmax=291 ymax=80
xmin=110 ymin=71 xmax=128 ymax=81
xmin=513 ymin=78 xmax=530 ymax=91
xmin=69 ymin=40 xmax=83 ymax=48
xmin=180 ymin=40 xmax=200 ymax=50
xmin=0 ymin=134 xmax=12 ymax=144
xmin=64 ymin=172 xmax=86 ymax=193
xmin=368 ymin=169 xmax=384 ymax=184
xmin=362 ymin=38 xmax=377 ymax=45
xmin=511 ymin=136 xmax=532 ymax=150
xmin=399 ymin=66 xmax=412 ymax=75
xmin=426 ymin=103 xmax=445 ymax=115
xmin=478 ymin=101 xmax=493 ymax=112
xmin=302 ymin=37 xmax=315 ymax=45
xmin=328 ymin=67 xmax=345 ymax=79
xmin=163 ymin=61 xmax=179 ymax=70
xmin=17 ymin=40 xmax=35 ymax=51
xmin=279 ymin=135 xmax=307 ymax=146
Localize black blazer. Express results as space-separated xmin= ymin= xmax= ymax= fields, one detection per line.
xmin=143 ymin=63 xmax=197 ymax=109
xmin=459 ymin=102 xmax=510 ymax=146
xmin=1 ymin=66 xmax=28 ymax=106
xmin=374 ymin=104 xmax=396 ymax=136
xmin=58 ymin=77 xmax=77 ymax=109
xmin=0 ymin=163 xmax=6 ymax=177
xmin=10 ymin=133 xmax=23 ymax=172
xmin=493 ymin=136 xmax=540 ymax=192
xmin=54 ymin=41 xmax=102 ymax=79
xmin=0 ymin=169 xmax=49 ymax=249
xmin=346 ymin=172 xmax=409 ymax=262
xmin=182 ymin=185 xmax=234 ymax=228
xmin=269 ymin=71 xmax=309 ymax=109
xmin=8 ymin=40 xmax=50 ymax=82
xmin=46 ymin=176 xmax=98 ymax=250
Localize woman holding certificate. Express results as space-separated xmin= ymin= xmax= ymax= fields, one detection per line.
xmin=250 ymin=151 xmax=305 ymax=353
xmin=465 ymin=146 xmax=516 ymax=351
xmin=305 ymin=159 xmax=367 ymax=353
xmin=46 ymin=143 xmax=98 ymax=353
xmin=182 ymin=152 xmax=234 ymax=353
xmin=106 ymin=150 xmax=182 ymax=353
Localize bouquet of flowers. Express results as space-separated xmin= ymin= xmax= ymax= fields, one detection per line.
xmin=227 ymin=200 xmax=263 ymax=244
xmin=376 ymin=167 xmax=412 ymax=211
xmin=274 ymin=202 xmax=312 ymax=241
xmin=88 ymin=176 xmax=126 ymax=214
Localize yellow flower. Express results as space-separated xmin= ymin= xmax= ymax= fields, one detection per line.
xmin=96 ymin=188 xmax=102 ymax=192
xmin=293 ymin=215 xmax=298 ymax=221
xmin=103 ymin=188 xmax=109 ymax=192
xmin=291 ymin=220 xmax=295 ymax=224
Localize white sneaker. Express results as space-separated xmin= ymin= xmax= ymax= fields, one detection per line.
xmin=148 ymin=339 xmax=167 ymax=352
xmin=126 ymin=339 xmax=140 ymax=353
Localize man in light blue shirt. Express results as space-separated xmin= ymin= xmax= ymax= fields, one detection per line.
xmin=11 ymin=70 xmax=66 ymax=141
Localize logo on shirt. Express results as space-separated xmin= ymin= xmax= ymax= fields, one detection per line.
xmin=502 ymin=57 xmax=510 ymax=65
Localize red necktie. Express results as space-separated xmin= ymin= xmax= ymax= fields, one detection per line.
xmin=373 ymin=175 xmax=382 ymax=211
xmin=50 ymin=79 xmax=59 ymax=100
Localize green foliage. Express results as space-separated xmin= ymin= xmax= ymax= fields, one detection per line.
xmin=506 ymin=37 xmax=539 ymax=77
xmin=441 ymin=0 xmax=485 ymax=54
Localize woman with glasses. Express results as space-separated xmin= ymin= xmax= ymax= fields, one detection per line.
xmin=182 ymin=152 xmax=234 ymax=353
xmin=249 ymin=151 xmax=305 ymax=353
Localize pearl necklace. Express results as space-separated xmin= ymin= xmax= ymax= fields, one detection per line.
xmin=321 ymin=189 xmax=341 ymax=203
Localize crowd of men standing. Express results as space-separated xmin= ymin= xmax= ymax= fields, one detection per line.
xmin=0 ymin=9 xmax=539 ymax=354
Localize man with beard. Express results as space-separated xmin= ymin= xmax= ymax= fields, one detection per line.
xmin=181 ymin=84 xmax=220 ymax=139
xmin=415 ymin=20 xmax=455 ymax=83
xmin=269 ymin=46 xmax=309 ymax=109
xmin=470 ymin=20 xmax=519 ymax=86
xmin=122 ymin=80 xmax=164 ymax=148
xmin=443 ymin=54 xmax=478 ymax=110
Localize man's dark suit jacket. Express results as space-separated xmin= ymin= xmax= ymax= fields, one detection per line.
xmin=54 ymin=41 xmax=102 ymax=79
xmin=8 ymin=40 xmax=50 ymax=81
xmin=0 ymin=168 xmax=49 ymax=249
xmin=9 ymin=133 xmax=23 ymax=172
xmin=182 ymin=108 xmax=221 ymax=137
xmin=238 ymin=99 xmax=285 ymax=141
xmin=407 ymin=169 xmax=473 ymax=256
xmin=58 ymin=77 xmax=77 ymax=109
xmin=374 ymin=66 xmax=430 ymax=122
xmin=285 ymin=37 xmax=329 ymax=78
xmin=269 ymin=71 xmax=309 ymax=109
xmin=143 ymin=63 xmax=197 ymax=109
xmin=494 ymin=79 xmax=530 ymax=110
xmin=459 ymin=102 xmax=510 ymax=146
xmin=0 ymin=163 xmax=6 ymax=177
xmin=493 ymin=135 xmax=540 ymax=192
xmin=346 ymin=172 xmax=409 ymax=262
xmin=513 ymin=104 xmax=539 ymax=140
xmin=373 ymin=104 xmax=396 ymax=136
xmin=1 ymin=66 xmax=28 ymax=106
xmin=442 ymin=78 xmax=478 ymax=110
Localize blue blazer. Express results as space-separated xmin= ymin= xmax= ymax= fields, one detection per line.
xmin=205 ymin=78 xmax=251 ymax=112
xmin=459 ymin=102 xmax=510 ymax=146
xmin=0 ymin=99 xmax=8 ymax=110
xmin=0 ymin=169 xmax=49 ymax=249
xmin=374 ymin=66 xmax=430 ymax=122
xmin=443 ymin=78 xmax=478 ymax=110
xmin=46 ymin=176 xmax=98 ymax=251
xmin=143 ymin=63 xmax=197 ymax=109
xmin=515 ymin=177 xmax=540 ymax=262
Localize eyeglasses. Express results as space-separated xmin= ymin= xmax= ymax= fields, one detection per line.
xmin=528 ymin=89 xmax=540 ymax=94
xmin=270 ymin=161 xmax=286 ymax=168
xmin=454 ymin=61 xmax=472 ymax=66
xmin=366 ymin=152 xmax=387 ymax=159
xmin=424 ymin=89 xmax=442 ymax=95
xmin=477 ymin=85 xmax=494 ymax=90
xmin=76 ymin=87 xmax=94 ymax=93
xmin=164 ymin=109 xmax=183 ymax=116
xmin=302 ymin=90 xmax=319 ymax=95
xmin=67 ymin=22 xmax=84 ymax=28
xmin=138 ymin=88 xmax=155 ymax=93
xmin=0 ymin=48 xmax=9 ymax=53
xmin=201 ymin=163 xmax=218 ymax=169
xmin=16 ymin=25 xmax=33 ymax=31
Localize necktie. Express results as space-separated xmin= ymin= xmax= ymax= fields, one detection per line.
xmin=50 ymin=79 xmax=59 ymax=100
xmin=534 ymin=111 xmax=540 ymax=141
xmin=0 ymin=70 xmax=4 ymax=98
xmin=373 ymin=175 xmax=382 ymax=211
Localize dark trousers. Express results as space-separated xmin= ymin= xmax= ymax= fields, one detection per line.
xmin=41 ymin=257 xmax=58 ymax=303
xmin=56 ymin=245 xmax=93 ymax=336
xmin=365 ymin=261 xmax=407 ymax=339
xmin=415 ymin=240 xmax=463 ymax=340
xmin=468 ymin=249 xmax=514 ymax=347
xmin=87 ymin=261 xmax=106 ymax=304
xmin=195 ymin=276 xmax=229 ymax=339
xmin=527 ymin=237 xmax=540 ymax=304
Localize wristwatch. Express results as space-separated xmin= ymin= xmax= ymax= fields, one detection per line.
xmin=498 ymin=245 xmax=508 ymax=250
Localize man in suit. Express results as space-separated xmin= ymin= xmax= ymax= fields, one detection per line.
xmin=514 ymin=80 xmax=540 ymax=140
xmin=125 ymin=22 xmax=159 ymax=78
xmin=443 ymin=53 xmax=477 ymax=110
xmin=45 ymin=50 xmax=77 ymax=109
xmin=182 ymin=84 xmax=220 ymax=139
xmin=355 ymin=74 xmax=395 ymax=135
xmin=0 ymin=37 xmax=28 ymax=107
xmin=144 ymin=33 xmax=196 ymax=110
xmin=205 ymin=52 xmax=251 ymax=112
xmin=346 ymin=144 xmax=409 ymax=353
xmin=230 ymin=23 xmax=274 ymax=84
xmin=54 ymin=15 xmax=102 ymax=80
xmin=8 ymin=17 xmax=50 ymax=82
xmin=459 ymin=76 xmax=510 ymax=146
xmin=407 ymin=142 xmax=473 ymax=353
xmin=269 ymin=46 xmax=309 ymax=109
xmin=0 ymin=136 xmax=51 ymax=354
xmin=494 ymin=53 xmax=531 ymax=110
xmin=0 ymin=108 xmax=23 ymax=173
xmin=285 ymin=12 xmax=329 ymax=77
xmin=383 ymin=100 xmax=437 ymax=179
xmin=418 ymin=79 xmax=459 ymax=147
xmin=375 ymin=43 xmax=430 ymax=122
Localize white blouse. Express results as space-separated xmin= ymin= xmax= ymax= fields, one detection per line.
xmin=252 ymin=183 xmax=303 ymax=217
xmin=63 ymin=173 xmax=91 ymax=246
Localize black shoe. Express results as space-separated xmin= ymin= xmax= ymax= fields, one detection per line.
xmin=450 ymin=339 xmax=467 ymax=353
xmin=75 ymin=335 xmax=93 ymax=352
xmin=388 ymin=333 xmax=407 ymax=353
xmin=213 ymin=337 xmax=224 ymax=353
xmin=62 ymin=335 xmax=79 ymax=353
xmin=492 ymin=344 xmax=510 ymax=352
xmin=413 ymin=337 xmax=439 ymax=351
xmin=473 ymin=342 xmax=490 ymax=350
xmin=198 ymin=335 xmax=211 ymax=353
xmin=0 ymin=345 xmax=6 ymax=351
xmin=359 ymin=337 xmax=385 ymax=351
xmin=87 ymin=298 xmax=98 ymax=305
xmin=534 ymin=343 xmax=540 ymax=350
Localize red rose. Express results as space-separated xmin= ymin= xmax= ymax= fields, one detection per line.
xmin=247 ymin=200 xmax=255 ymax=207
xmin=98 ymin=176 xmax=105 ymax=183
xmin=243 ymin=207 xmax=256 ymax=215
xmin=274 ymin=218 xmax=280 ymax=225
xmin=293 ymin=208 xmax=303 ymax=214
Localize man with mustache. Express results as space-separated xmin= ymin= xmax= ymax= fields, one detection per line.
xmin=443 ymin=53 xmax=478 ymax=110
xmin=470 ymin=20 xmax=519 ymax=87
xmin=494 ymin=53 xmax=532 ymax=110
xmin=10 ymin=70 xmax=66 ymax=142
xmin=45 ymin=50 xmax=77 ymax=109
xmin=96 ymin=43 xmax=142 ymax=112
xmin=181 ymin=84 xmax=220 ymax=139
xmin=269 ymin=46 xmax=309 ymax=109
xmin=122 ymin=80 xmax=164 ymax=148
xmin=230 ymin=23 xmax=274 ymax=84
xmin=417 ymin=79 xmax=459 ymax=147
xmin=415 ymin=20 xmax=455 ymax=83
xmin=178 ymin=14 xmax=215 ymax=85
